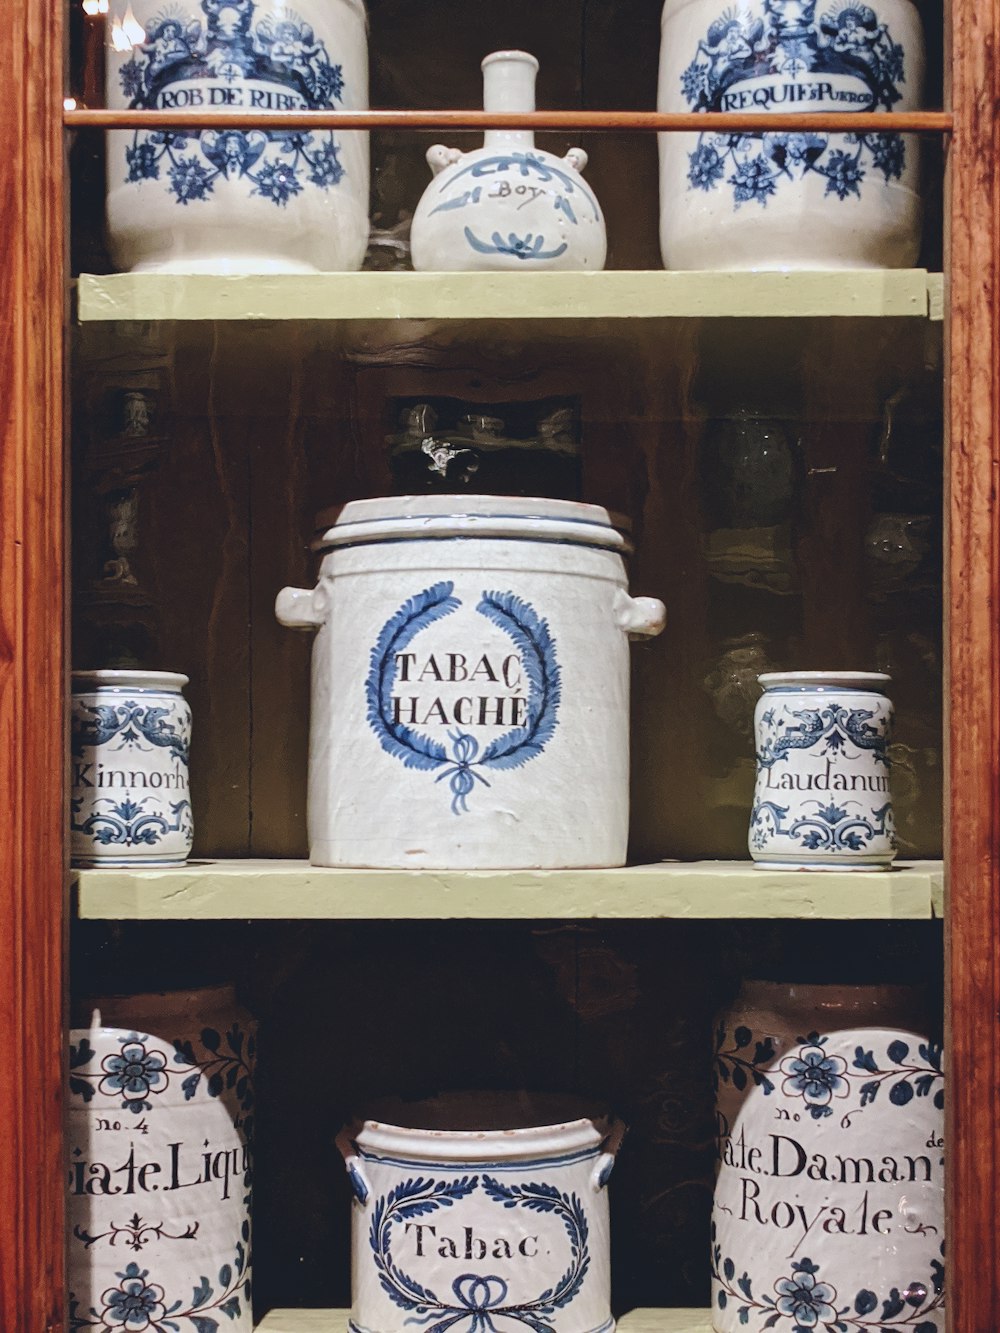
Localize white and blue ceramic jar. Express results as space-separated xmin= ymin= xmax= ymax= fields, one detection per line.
xmin=276 ymin=495 xmax=666 ymax=869
xmin=750 ymin=671 xmax=896 ymax=870
xmin=657 ymin=0 xmax=925 ymax=269
xmin=410 ymin=51 xmax=607 ymax=273
xmin=71 ymin=670 xmax=193 ymax=866
xmin=338 ymin=1094 xmax=624 ymax=1333
xmin=67 ymin=986 xmax=256 ymax=1333
xmin=105 ymin=0 xmax=370 ymax=273
xmin=712 ymin=980 xmax=944 ymax=1332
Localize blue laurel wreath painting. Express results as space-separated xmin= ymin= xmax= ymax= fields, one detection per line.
xmin=118 ymin=0 xmax=348 ymax=207
xmin=681 ymin=3 xmax=908 ymax=206
xmin=366 ymin=582 xmax=561 ymax=816
xmin=366 ymin=1175 xmax=590 ymax=1333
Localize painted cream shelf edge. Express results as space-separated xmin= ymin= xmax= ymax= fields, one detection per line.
xmin=256 ymin=1310 xmax=709 ymax=1333
xmin=73 ymin=858 xmax=944 ymax=921
xmin=75 ymin=270 xmax=944 ymax=323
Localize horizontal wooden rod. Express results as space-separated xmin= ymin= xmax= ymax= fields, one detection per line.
xmin=64 ymin=108 xmax=954 ymax=134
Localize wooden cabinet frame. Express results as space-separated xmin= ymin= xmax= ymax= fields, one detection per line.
xmin=2 ymin=1 xmax=998 ymax=1328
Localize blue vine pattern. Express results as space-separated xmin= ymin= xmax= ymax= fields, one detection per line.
xmin=72 ymin=702 xmax=189 ymax=764
xmin=427 ymin=152 xmax=599 ymax=260
xmin=70 ymin=797 xmax=193 ymax=851
xmin=69 ymin=1025 xmax=255 ymax=1131
xmin=368 ymin=1175 xmax=590 ymax=1333
xmin=679 ymin=3 xmax=908 ymax=207
xmin=749 ymin=798 xmax=895 ymax=854
xmin=711 ymin=1226 xmax=944 ymax=1331
xmin=117 ymin=0 xmax=348 ymax=208
xmin=365 ymin=584 xmax=561 ymax=814
xmin=714 ymin=1027 xmax=943 ymax=1122
xmin=68 ymin=1231 xmax=251 ymax=1333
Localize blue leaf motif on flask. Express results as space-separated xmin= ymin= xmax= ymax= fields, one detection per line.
xmin=366 ymin=584 xmax=561 ymax=814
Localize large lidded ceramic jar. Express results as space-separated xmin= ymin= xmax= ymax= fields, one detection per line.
xmin=657 ymin=0 xmax=925 ymax=269
xmin=410 ymin=51 xmax=607 ymax=272
xmin=71 ymin=669 xmax=194 ymax=866
xmin=105 ymin=0 xmax=370 ymax=273
xmin=712 ymin=980 xmax=944 ymax=1332
xmin=750 ymin=671 xmax=896 ymax=870
xmin=338 ymin=1093 xmax=624 ymax=1333
xmin=67 ymin=986 xmax=257 ymax=1333
xmin=275 ymin=495 xmax=665 ymax=869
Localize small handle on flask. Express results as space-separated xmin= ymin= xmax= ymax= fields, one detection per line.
xmin=590 ymin=1117 xmax=627 ymax=1192
xmin=613 ymin=589 xmax=667 ymax=641
xmin=335 ymin=1126 xmax=372 ymax=1208
xmin=427 ymin=144 xmax=464 ymax=176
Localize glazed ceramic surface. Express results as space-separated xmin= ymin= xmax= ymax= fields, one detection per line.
xmin=67 ymin=987 xmax=256 ymax=1333
xmin=657 ymin=0 xmax=925 ymax=269
xmin=750 ymin=672 xmax=896 ymax=869
xmin=276 ymin=496 xmax=665 ymax=869
xmin=106 ymin=0 xmax=370 ymax=273
xmin=410 ymin=52 xmax=606 ymax=273
xmin=712 ymin=981 xmax=944 ymax=1332
xmin=71 ymin=670 xmax=193 ymax=867
xmin=338 ymin=1094 xmax=623 ymax=1333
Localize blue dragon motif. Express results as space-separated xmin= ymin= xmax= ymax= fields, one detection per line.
xmin=757 ymin=703 xmax=890 ymax=769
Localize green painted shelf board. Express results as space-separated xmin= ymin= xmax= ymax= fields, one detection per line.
xmin=73 ymin=858 xmax=944 ymax=921
xmin=75 ymin=269 xmax=944 ymax=323
xmin=256 ymin=1311 xmax=710 ymax=1333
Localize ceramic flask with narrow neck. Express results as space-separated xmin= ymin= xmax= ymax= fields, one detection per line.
xmin=410 ymin=51 xmax=607 ymax=272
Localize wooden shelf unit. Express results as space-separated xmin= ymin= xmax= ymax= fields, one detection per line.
xmin=74 ymin=859 xmax=944 ymax=922
xmin=75 ymin=269 xmax=945 ymax=324
xmin=256 ymin=1311 xmax=709 ymax=1333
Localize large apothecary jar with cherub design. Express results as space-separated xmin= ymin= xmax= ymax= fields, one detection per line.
xmin=658 ymin=0 xmax=925 ymax=270
xmin=105 ymin=0 xmax=370 ymax=273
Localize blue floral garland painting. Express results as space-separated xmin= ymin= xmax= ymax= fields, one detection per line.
xmin=365 ymin=582 xmax=561 ymax=815
xmin=679 ymin=3 xmax=910 ymax=206
xmin=68 ymin=1025 xmax=255 ymax=1331
xmin=117 ymin=0 xmax=349 ymax=207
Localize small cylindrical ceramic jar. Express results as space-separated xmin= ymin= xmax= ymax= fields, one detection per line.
xmin=276 ymin=496 xmax=666 ymax=869
xmin=71 ymin=670 xmax=193 ymax=866
xmin=750 ymin=671 xmax=896 ymax=870
xmin=657 ymin=0 xmax=925 ymax=269
xmin=67 ymin=986 xmax=256 ymax=1333
xmin=338 ymin=1094 xmax=624 ymax=1333
xmin=712 ymin=980 xmax=944 ymax=1332
xmin=105 ymin=0 xmax=370 ymax=273
xmin=410 ymin=51 xmax=607 ymax=273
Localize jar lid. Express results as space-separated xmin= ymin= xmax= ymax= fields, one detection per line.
xmin=72 ymin=669 xmax=189 ymax=692
xmin=758 ymin=671 xmax=891 ymax=690
xmin=348 ymin=1092 xmax=612 ymax=1161
xmin=313 ymin=495 xmax=631 ymax=554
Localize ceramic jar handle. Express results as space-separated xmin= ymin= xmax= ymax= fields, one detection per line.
xmin=427 ymin=144 xmax=464 ymax=176
xmin=613 ymin=589 xmax=667 ymax=641
xmin=590 ymin=1117 xmax=627 ymax=1192
xmin=336 ymin=1128 xmax=372 ymax=1207
xmin=275 ymin=585 xmax=327 ymax=632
